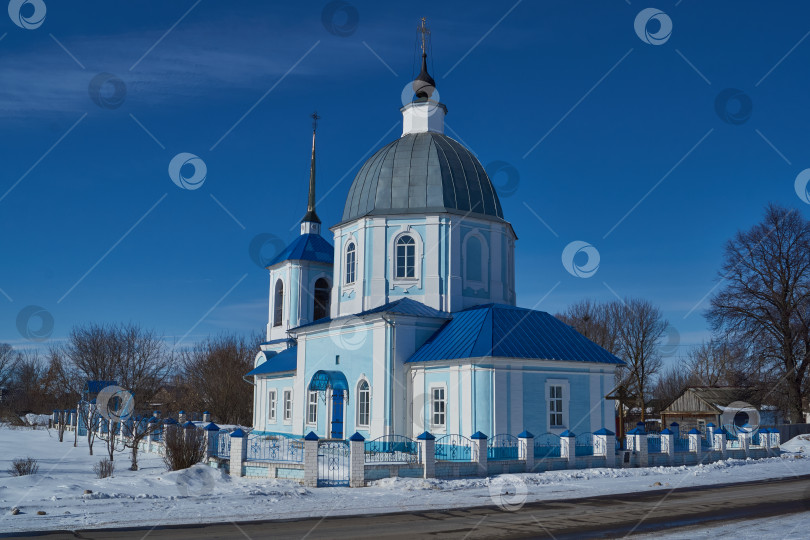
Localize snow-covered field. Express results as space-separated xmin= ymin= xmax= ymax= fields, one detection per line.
xmin=1 ymin=425 xmax=810 ymax=534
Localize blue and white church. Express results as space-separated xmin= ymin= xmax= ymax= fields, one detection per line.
xmin=248 ymin=41 xmax=624 ymax=441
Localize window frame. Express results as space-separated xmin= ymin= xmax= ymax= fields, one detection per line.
xmin=430 ymin=385 xmax=447 ymax=431
xmin=273 ymin=279 xmax=284 ymax=327
xmin=282 ymin=389 xmax=293 ymax=424
xmin=395 ymin=235 xmax=416 ymax=279
xmin=545 ymin=379 xmax=570 ymax=433
xmin=357 ymin=380 xmax=370 ymax=428
xmin=549 ymin=385 xmax=563 ymax=428
xmin=389 ymin=229 xmax=423 ymax=290
xmin=306 ymin=390 xmax=318 ymax=426
xmin=345 ymin=241 xmax=356 ymax=285
xmin=268 ymin=389 xmax=277 ymax=423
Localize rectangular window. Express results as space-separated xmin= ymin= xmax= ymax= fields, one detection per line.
xmin=431 ymin=387 xmax=446 ymax=428
xmin=283 ymin=390 xmax=292 ymax=422
xmin=307 ymin=391 xmax=318 ymax=425
xmin=268 ymin=390 xmax=276 ymax=422
xmin=549 ymin=385 xmax=563 ymax=427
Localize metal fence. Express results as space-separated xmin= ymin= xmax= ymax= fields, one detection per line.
xmin=647 ymin=433 xmax=661 ymax=453
xmin=364 ymin=435 xmax=419 ymax=464
xmin=575 ymin=432 xmax=594 ymax=456
xmin=673 ymin=435 xmax=690 ymax=453
xmin=246 ymin=434 xmax=303 ymax=463
xmin=217 ymin=430 xmax=231 ymax=458
xmin=488 ymin=434 xmax=519 ymax=460
xmin=534 ymin=433 xmax=561 ymax=459
xmin=435 ymin=434 xmax=475 ymax=462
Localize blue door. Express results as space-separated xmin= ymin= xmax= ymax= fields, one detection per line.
xmin=331 ymin=393 xmax=344 ymax=439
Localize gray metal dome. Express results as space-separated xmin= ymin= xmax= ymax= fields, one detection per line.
xmin=341 ymin=132 xmax=504 ymax=223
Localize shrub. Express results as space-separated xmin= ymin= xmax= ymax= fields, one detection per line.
xmin=9 ymin=457 xmax=39 ymax=476
xmin=93 ymin=458 xmax=114 ymax=479
xmin=162 ymin=425 xmax=205 ymax=471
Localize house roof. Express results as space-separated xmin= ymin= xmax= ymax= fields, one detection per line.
xmin=245 ymin=347 xmax=297 ymax=376
xmin=291 ymin=297 xmax=450 ymax=331
xmin=267 ymin=233 xmax=333 ymax=268
xmin=407 ymin=303 xmax=625 ymax=364
xmin=663 ymin=386 xmax=761 ymax=414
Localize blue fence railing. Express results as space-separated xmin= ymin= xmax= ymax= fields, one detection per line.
xmin=435 ymin=434 xmax=474 ymax=462
xmin=217 ymin=431 xmax=231 ymax=458
xmin=365 ymin=435 xmax=419 ymax=464
xmin=488 ymin=434 xmax=519 ymax=460
xmin=575 ymin=432 xmax=594 ymax=457
xmin=534 ymin=433 xmax=561 ymax=459
xmin=647 ymin=434 xmax=661 ymax=453
xmin=246 ymin=434 xmax=303 ymax=463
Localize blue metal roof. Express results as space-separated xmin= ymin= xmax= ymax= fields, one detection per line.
xmin=291 ymin=297 xmax=450 ymax=331
xmin=407 ymin=304 xmax=625 ymax=365
xmin=267 ymin=233 xmax=333 ymax=267
xmin=83 ymin=380 xmax=118 ymax=395
xmin=246 ymin=347 xmax=297 ymax=376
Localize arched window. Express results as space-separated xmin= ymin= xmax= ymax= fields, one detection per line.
xmin=313 ymin=278 xmax=330 ymax=321
xmin=357 ymin=380 xmax=370 ymax=428
xmin=395 ymin=235 xmax=416 ymax=278
xmin=345 ymin=242 xmax=356 ymax=285
xmin=465 ymin=235 xmax=483 ymax=282
xmin=273 ymin=279 xmax=284 ymax=327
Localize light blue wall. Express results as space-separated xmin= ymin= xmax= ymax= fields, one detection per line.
xmin=423 ymin=368 xmax=452 ymax=430
xmin=521 ymin=368 xmax=594 ymax=436
xmin=302 ymin=323 xmax=376 ymax=439
xmin=258 ymin=374 xmax=296 ymax=436
xmin=472 ymin=368 xmax=493 ymax=435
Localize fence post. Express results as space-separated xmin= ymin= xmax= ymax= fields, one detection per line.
xmin=203 ymin=411 xmax=211 ymax=423
xmin=178 ymin=410 xmax=186 ymax=424
xmin=471 ymin=431 xmax=488 ymax=476
xmin=660 ymin=428 xmax=674 ymax=463
xmin=229 ymin=428 xmax=247 ymax=477
xmin=348 ymin=432 xmax=365 ymax=488
xmin=417 ymin=431 xmax=435 ymax=479
xmin=518 ymin=430 xmax=534 ymax=471
xmin=182 ymin=420 xmax=196 ymax=444
xmin=706 ymin=423 xmax=716 ymax=444
xmin=714 ymin=431 xmax=727 ymax=457
xmin=303 ymin=431 xmax=319 ymax=488
xmin=203 ymin=422 xmax=220 ymax=461
xmin=560 ymin=430 xmax=576 ymax=468
xmin=688 ymin=428 xmax=702 ymax=461
xmin=594 ymin=428 xmax=615 ymax=467
xmin=739 ymin=428 xmax=751 ymax=457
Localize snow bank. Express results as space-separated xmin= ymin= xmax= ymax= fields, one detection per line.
xmin=22 ymin=414 xmax=50 ymax=426
xmin=780 ymin=434 xmax=810 ymax=454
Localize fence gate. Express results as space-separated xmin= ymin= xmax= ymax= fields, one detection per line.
xmin=318 ymin=440 xmax=350 ymax=487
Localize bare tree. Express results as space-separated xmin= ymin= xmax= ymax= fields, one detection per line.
xmin=708 ymin=204 xmax=810 ymax=423
xmin=77 ymin=400 xmax=99 ymax=455
xmin=614 ymin=299 xmax=668 ymax=421
xmin=120 ymin=417 xmax=162 ymax=471
xmin=179 ymin=334 xmax=257 ymax=425
xmin=653 ymin=362 xmax=697 ymax=410
xmin=557 ymin=299 xmax=621 ymax=355
xmin=685 ymin=339 xmax=750 ymax=387
xmin=0 ymin=343 xmax=18 ymax=390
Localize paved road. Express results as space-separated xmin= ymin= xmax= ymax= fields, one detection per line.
xmin=7 ymin=475 xmax=810 ymax=540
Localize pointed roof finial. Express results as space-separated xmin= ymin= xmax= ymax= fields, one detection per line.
xmin=413 ymin=17 xmax=435 ymax=99
xmin=302 ymin=111 xmax=321 ymax=226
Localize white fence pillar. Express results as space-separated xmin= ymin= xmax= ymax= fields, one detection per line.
xmin=202 ymin=411 xmax=211 ymax=423
xmin=203 ymin=422 xmax=220 ymax=461
xmin=303 ymin=431 xmax=319 ymax=488
xmin=560 ymin=431 xmax=576 ymax=468
xmin=706 ymin=423 xmax=716 ymax=445
xmin=471 ymin=431 xmax=488 ymax=476
xmin=518 ymin=431 xmax=534 ymax=471
xmin=229 ymin=428 xmax=247 ymax=477
xmin=417 ymin=431 xmax=436 ymax=479
xmin=594 ymin=428 xmax=615 ymax=467
xmin=714 ymin=431 xmax=727 ymax=457
xmin=627 ymin=427 xmax=648 ymax=467
xmin=770 ymin=429 xmax=781 ymax=451
xmin=349 ymin=432 xmax=365 ymax=488
xmin=739 ymin=429 xmax=751 ymax=457
xmin=688 ymin=429 xmax=702 ymax=460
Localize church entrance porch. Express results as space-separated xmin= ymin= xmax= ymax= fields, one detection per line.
xmin=309 ymin=370 xmax=349 ymax=440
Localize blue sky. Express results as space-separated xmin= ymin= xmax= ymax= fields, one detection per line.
xmin=2 ymin=0 xmax=809 ymax=365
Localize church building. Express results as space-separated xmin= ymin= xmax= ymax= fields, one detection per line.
xmin=248 ymin=28 xmax=624 ymax=441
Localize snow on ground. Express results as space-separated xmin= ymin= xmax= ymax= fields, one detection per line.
xmin=634 ymin=511 xmax=810 ymax=539
xmin=1 ymin=425 xmax=810 ymax=534
xmin=22 ymin=414 xmax=50 ymax=426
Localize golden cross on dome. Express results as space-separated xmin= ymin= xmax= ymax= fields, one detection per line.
xmin=419 ymin=17 xmax=430 ymax=55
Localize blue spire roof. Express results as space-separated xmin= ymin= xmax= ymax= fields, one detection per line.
xmin=407 ymin=303 xmax=625 ymax=364
xmin=267 ymin=234 xmax=333 ymax=267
